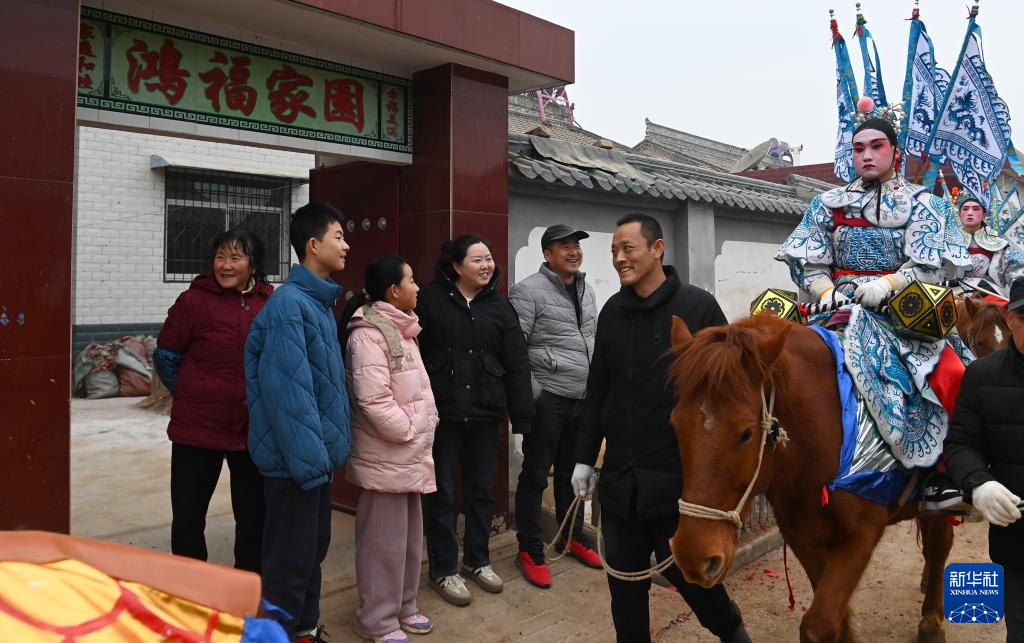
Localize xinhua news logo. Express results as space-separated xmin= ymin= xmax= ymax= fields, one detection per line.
xmin=944 ymin=563 xmax=1003 ymax=624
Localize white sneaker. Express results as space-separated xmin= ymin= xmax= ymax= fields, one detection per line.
xmin=430 ymin=574 xmax=472 ymax=606
xmin=461 ymin=563 xmax=504 ymax=593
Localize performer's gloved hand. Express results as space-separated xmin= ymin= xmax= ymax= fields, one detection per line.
xmin=972 ymin=481 xmax=1022 ymax=527
xmin=854 ymin=272 xmax=908 ymax=307
xmin=819 ymin=289 xmax=852 ymax=306
xmin=809 ymin=278 xmax=850 ymax=306
xmin=571 ymin=463 xmax=598 ymax=500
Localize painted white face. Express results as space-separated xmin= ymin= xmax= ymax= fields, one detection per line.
xmin=852 ymin=129 xmax=895 ymax=181
xmin=959 ymin=202 xmax=985 ymax=229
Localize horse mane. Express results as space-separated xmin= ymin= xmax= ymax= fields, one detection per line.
xmin=669 ymin=314 xmax=792 ymax=400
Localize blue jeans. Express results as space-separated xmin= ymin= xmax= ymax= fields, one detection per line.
xmin=514 ymin=391 xmax=584 ymax=555
xmin=422 ymin=420 xmax=499 ymax=578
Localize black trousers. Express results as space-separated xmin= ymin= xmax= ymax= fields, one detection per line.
xmin=1005 ymin=566 xmax=1024 ymax=642
xmin=514 ymin=391 xmax=585 ymax=555
xmin=261 ymin=478 xmax=333 ymax=635
xmin=422 ymin=420 xmax=499 ymax=578
xmin=601 ymin=502 xmax=742 ymax=643
xmin=170 ymin=442 xmax=265 ymax=573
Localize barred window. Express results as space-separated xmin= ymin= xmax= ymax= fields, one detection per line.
xmin=164 ymin=168 xmax=293 ymax=282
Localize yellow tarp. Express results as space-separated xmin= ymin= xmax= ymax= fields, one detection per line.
xmin=0 ymin=559 xmax=246 ymax=641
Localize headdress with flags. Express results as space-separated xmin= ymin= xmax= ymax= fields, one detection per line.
xmin=899 ymin=3 xmax=951 ymax=165
xmin=831 ymin=9 xmax=860 ymax=182
xmin=926 ymin=2 xmax=1011 ymax=211
xmin=855 ymin=3 xmax=887 ymax=106
xmin=1006 ymin=208 xmax=1024 ymax=256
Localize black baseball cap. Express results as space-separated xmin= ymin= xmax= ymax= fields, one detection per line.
xmin=541 ymin=224 xmax=589 ymax=249
xmin=1009 ymin=278 xmax=1024 ymax=312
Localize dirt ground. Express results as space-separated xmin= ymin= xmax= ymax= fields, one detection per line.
xmin=655 ymin=519 xmax=1003 ymax=642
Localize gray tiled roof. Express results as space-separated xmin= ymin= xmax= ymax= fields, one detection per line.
xmin=635 ymin=119 xmax=790 ymax=172
xmin=508 ymin=134 xmax=814 ymax=216
xmin=508 ymin=111 xmax=630 ymax=150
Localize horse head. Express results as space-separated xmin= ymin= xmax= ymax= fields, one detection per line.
xmin=958 ymin=295 xmax=1010 ymax=357
xmin=667 ymin=314 xmax=791 ymax=587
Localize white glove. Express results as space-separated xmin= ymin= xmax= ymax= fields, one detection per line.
xmin=571 ymin=463 xmax=598 ymax=500
xmin=819 ymin=288 xmax=852 ymax=306
xmin=809 ymin=278 xmax=851 ymax=306
xmin=854 ymin=277 xmax=892 ymax=307
xmin=854 ymin=272 xmax=909 ymax=307
xmin=972 ymin=481 xmax=1022 ymax=527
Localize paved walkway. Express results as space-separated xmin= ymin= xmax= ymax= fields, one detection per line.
xmin=71 ymin=397 xmax=707 ymax=641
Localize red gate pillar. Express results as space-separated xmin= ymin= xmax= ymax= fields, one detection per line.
xmin=399 ymin=63 xmax=512 ymax=527
xmin=0 ymin=0 xmax=79 ymax=531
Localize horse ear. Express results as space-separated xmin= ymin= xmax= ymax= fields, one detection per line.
xmin=962 ymin=296 xmax=979 ymax=318
xmin=671 ymin=315 xmax=693 ymax=347
xmin=757 ymin=324 xmax=792 ymax=368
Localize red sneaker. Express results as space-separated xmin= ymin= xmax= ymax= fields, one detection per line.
xmin=294 ymin=625 xmax=330 ymax=643
xmin=515 ymin=551 xmax=552 ymax=589
xmin=565 ymin=539 xmax=602 ymax=569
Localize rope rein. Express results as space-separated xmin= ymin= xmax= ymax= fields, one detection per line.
xmin=545 ymin=494 xmax=676 ymax=581
xmin=543 ymin=386 xmax=787 ymax=582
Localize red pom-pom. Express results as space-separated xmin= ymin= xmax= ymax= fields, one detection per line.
xmin=857 ymin=96 xmax=875 ymax=113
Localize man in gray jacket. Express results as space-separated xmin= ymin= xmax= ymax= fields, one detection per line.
xmin=510 ymin=224 xmax=601 ymax=589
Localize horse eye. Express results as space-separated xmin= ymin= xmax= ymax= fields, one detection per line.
xmin=738 ymin=428 xmax=754 ymax=445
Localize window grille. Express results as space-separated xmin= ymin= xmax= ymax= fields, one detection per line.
xmin=163 ymin=167 xmax=293 ymax=282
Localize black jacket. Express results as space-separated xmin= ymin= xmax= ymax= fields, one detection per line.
xmin=945 ymin=339 xmax=1024 ymax=571
xmin=415 ymin=262 xmax=534 ymax=431
xmin=575 ymin=266 xmax=727 ymax=521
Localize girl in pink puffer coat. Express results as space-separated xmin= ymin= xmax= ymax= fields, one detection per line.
xmin=342 ymin=255 xmax=438 ymax=643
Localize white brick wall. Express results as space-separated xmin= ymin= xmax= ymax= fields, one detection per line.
xmin=74 ymin=126 xmax=313 ymax=325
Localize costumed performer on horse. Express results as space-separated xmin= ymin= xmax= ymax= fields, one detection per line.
xmin=952 ymin=189 xmax=1024 ymax=298
xmin=776 ymin=98 xmax=974 ymax=511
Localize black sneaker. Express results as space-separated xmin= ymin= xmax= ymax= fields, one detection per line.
xmin=921 ymin=473 xmax=970 ymax=513
xmin=720 ymin=623 xmax=752 ymax=643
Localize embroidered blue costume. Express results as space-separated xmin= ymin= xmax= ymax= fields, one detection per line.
xmin=777 ymin=174 xmax=972 ymax=471
xmin=958 ymin=225 xmax=1024 ymax=296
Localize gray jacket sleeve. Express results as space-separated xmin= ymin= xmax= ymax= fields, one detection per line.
xmin=508 ymin=282 xmax=537 ymax=341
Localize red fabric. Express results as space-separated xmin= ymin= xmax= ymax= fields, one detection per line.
xmin=927 ymin=345 xmax=966 ymax=416
xmin=968 ymin=247 xmax=994 ymax=259
xmin=832 ymin=207 xmax=877 ymax=228
xmin=831 ymin=269 xmax=888 ymax=280
xmin=984 ymin=295 xmax=1009 ymax=307
xmin=158 ymin=274 xmax=273 ymax=451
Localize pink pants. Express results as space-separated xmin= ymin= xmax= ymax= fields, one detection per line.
xmin=355 ymin=490 xmax=424 ymax=636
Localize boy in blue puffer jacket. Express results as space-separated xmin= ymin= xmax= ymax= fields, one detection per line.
xmin=245 ymin=201 xmax=352 ymax=643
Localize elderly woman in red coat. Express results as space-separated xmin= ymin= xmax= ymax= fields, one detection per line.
xmin=154 ymin=229 xmax=273 ymax=572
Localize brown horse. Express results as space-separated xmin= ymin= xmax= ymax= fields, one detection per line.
xmin=957 ymin=295 xmax=1010 ymax=357
xmin=666 ymin=314 xmax=953 ymax=643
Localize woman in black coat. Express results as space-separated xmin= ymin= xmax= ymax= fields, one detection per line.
xmin=416 ymin=235 xmax=534 ymax=606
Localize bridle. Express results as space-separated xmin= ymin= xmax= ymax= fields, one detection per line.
xmin=677 ymin=387 xmax=788 ymax=529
